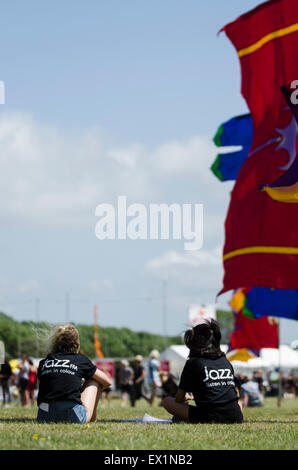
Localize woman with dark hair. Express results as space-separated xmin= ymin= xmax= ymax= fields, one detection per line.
xmin=162 ymin=319 xmax=243 ymax=424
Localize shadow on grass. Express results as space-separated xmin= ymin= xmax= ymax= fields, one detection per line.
xmin=99 ymin=418 xmax=298 ymax=425
xmin=1 ymin=417 xmax=297 ymax=425
xmin=101 ymin=419 xmax=141 ymax=423
xmin=245 ymin=419 xmax=298 ymax=424
xmin=0 ymin=418 xmax=36 ymax=423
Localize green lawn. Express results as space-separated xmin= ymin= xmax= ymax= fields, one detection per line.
xmin=0 ymin=397 xmax=297 ymax=450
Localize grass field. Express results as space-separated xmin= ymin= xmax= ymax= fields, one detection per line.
xmin=0 ymin=397 xmax=297 ymax=450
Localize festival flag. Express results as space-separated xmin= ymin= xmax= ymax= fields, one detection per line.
xmin=188 ymin=304 xmax=216 ymax=327
xmin=95 ymin=360 xmax=114 ymax=379
xmin=219 ymin=0 xmax=298 ymax=294
xmin=94 ymin=305 xmax=104 ymax=358
xmin=211 ymin=114 xmax=253 ymax=182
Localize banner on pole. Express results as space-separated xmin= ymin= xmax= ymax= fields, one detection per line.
xmin=160 ymin=360 xmax=170 ymax=374
xmin=188 ymin=304 xmax=217 ymax=327
xmin=94 ymin=305 xmax=104 ymax=358
xmin=96 ymin=360 xmax=114 ymax=379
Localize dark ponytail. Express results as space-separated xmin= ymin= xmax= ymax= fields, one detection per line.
xmin=184 ymin=319 xmax=224 ymax=359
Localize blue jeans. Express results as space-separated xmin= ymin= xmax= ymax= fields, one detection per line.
xmin=37 ymin=401 xmax=88 ymax=424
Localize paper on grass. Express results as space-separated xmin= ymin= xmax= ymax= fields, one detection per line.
xmin=142 ymin=413 xmax=172 ymax=423
xmin=122 ymin=413 xmax=172 ymax=424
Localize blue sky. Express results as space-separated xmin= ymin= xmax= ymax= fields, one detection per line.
xmin=0 ymin=0 xmax=297 ymax=345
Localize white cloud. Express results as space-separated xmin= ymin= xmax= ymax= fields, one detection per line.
xmin=89 ymin=279 xmax=114 ymax=293
xmin=0 ymin=276 xmax=40 ymax=298
xmin=145 ymin=246 xmax=224 ymax=299
xmin=18 ymin=280 xmax=40 ymax=294
xmin=149 ymin=137 xmax=215 ymax=175
xmin=0 ymin=111 xmax=232 ymax=230
xmin=146 ymin=246 xmax=222 ymax=270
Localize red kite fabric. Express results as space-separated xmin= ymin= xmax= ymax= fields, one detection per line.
xmin=219 ymin=0 xmax=298 ymax=295
xmin=229 ymin=309 xmax=279 ymax=352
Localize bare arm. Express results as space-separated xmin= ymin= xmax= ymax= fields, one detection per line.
xmin=91 ymin=368 xmax=112 ymax=391
xmin=175 ymin=389 xmax=186 ymax=403
xmin=135 ymin=369 xmax=146 ymax=383
xmin=242 ymin=393 xmax=249 ymax=408
xmin=175 ymin=389 xmax=192 ymax=404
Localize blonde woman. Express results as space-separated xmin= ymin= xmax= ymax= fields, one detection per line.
xmin=36 ymin=324 xmax=112 ymax=424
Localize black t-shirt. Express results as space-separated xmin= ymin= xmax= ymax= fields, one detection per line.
xmin=132 ymin=365 xmax=144 ymax=382
xmin=179 ymin=354 xmax=238 ymax=408
xmin=37 ymin=352 xmax=97 ymax=405
xmin=0 ymin=362 xmax=12 ymax=379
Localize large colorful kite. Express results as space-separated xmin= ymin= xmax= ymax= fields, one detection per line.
xmin=228 ymin=289 xmax=279 ymax=354
xmin=219 ymin=0 xmax=298 ymax=295
xmin=229 ymin=287 xmax=298 ymax=321
xmin=211 ymin=106 xmax=298 ymax=320
xmin=244 ymin=287 xmax=298 ymax=321
xmin=229 ymin=309 xmax=279 ymax=353
xmin=211 ymin=114 xmax=253 ymax=182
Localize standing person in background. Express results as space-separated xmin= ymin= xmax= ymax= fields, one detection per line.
xmin=118 ymin=360 xmax=134 ymax=408
xmin=100 ymin=364 xmax=113 ymax=408
xmin=11 ymin=362 xmax=20 ymax=402
xmin=147 ymin=350 xmax=161 ymax=407
xmin=252 ymin=370 xmax=265 ymax=395
xmin=19 ymin=354 xmax=30 ymax=407
xmin=268 ymin=368 xmax=280 ymax=396
xmin=36 ymin=324 xmax=112 ymax=423
xmin=160 ymin=372 xmax=179 ymax=404
xmin=0 ymin=358 xmax=12 ymax=408
xmin=130 ymin=355 xmax=149 ymax=407
xmin=27 ymin=358 xmax=37 ymax=406
xmin=284 ymin=372 xmax=297 ymax=397
xmin=101 ymin=385 xmax=112 ymax=408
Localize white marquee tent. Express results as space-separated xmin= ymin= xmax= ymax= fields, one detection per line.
xmin=160 ymin=344 xmax=298 ymax=377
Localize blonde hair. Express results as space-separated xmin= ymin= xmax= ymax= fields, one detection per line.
xmin=150 ymin=349 xmax=160 ymax=359
xmin=49 ymin=324 xmax=80 ymax=354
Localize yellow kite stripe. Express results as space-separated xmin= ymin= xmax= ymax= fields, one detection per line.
xmin=238 ymin=23 xmax=298 ymax=57
xmin=223 ymin=246 xmax=298 ymax=262
xmin=262 ymin=186 xmax=298 ymax=203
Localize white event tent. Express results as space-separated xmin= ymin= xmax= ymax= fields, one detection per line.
xmin=160 ymin=344 xmax=298 ymax=377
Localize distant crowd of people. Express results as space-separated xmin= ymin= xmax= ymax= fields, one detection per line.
xmin=0 ymin=354 xmax=37 ymax=408
xmin=0 ymin=348 xmax=179 ymax=411
xmin=235 ymin=369 xmax=297 ymax=408
xmin=1 ymin=321 xmax=297 ymax=426
xmin=1 ymin=352 xmax=297 ymax=412
xmin=114 ymin=350 xmax=179 ymax=409
xmin=114 ymin=358 xmax=298 ymax=410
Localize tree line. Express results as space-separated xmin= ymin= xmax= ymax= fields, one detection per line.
xmin=0 ymin=310 xmax=233 ymax=360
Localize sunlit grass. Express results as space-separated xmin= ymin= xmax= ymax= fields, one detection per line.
xmin=0 ymin=397 xmax=297 ymax=450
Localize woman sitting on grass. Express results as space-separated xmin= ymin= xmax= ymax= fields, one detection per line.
xmin=162 ymin=319 xmax=243 ymax=424
xmin=36 ymin=324 xmax=112 ymax=424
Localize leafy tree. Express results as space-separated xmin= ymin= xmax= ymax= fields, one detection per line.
xmin=0 ymin=310 xmax=234 ymax=360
